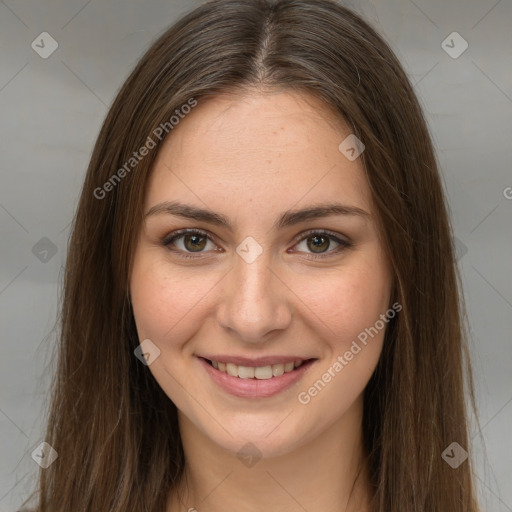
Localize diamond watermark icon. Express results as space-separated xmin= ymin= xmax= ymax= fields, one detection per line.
xmin=31 ymin=32 xmax=59 ymax=59
xmin=453 ymin=236 xmax=468 ymax=261
xmin=236 ymin=236 xmax=263 ymax=264
xmin=338 ymin=134 xmax=365 ymax=161
xmin=442 ymin=441 xmax=468 ymax=469
xmin=31 ymin=441 xmax=58 ymax=469
xmin=32 ymin=237 xmax=58 ymax=263
xmin=441 ymin=32 xmax=468 ymax=59
xmin=237 ymin=442 xmax=262 ymax=468
xmin=134 ymin=338 xmax=161 ymax=366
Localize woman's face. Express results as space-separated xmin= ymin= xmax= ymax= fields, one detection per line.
xmin=130 ymin=90 xmax=392 ymax=457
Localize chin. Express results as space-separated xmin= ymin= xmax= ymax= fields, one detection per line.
xmin=183 ymin=405 xmax=325 ymax=461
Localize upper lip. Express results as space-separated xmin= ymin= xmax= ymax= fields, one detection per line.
xmin=198 ymin=355 xmax=315 ymax=367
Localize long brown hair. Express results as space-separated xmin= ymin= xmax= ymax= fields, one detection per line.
xmin=24 ymin=0 xmax=479 ymax=510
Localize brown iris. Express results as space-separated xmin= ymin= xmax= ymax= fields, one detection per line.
xmin=307 ymin=235 xmax=330 ymax=253
xmin=183 ymin=234 xmax=207 ymax=252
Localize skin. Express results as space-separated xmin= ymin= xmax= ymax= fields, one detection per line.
xmin=129 ymin=89 xmax=393 ymax=512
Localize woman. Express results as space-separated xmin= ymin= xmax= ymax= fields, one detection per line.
xmin=24 ymin=0 xmax=480 ymax=510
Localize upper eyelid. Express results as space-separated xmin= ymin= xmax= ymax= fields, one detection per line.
xmin=163 ymin=228 xmax=218 ymax=246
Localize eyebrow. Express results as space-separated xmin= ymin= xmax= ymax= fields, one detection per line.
xmin=144 ymin=200 xmax=370 ymax=231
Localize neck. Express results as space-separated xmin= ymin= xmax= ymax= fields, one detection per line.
xmin=167 ymin=395 xmax=372 ymax=512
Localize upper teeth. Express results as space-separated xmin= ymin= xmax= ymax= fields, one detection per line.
xmin=211 ymin=360 xmax=303 ymax=379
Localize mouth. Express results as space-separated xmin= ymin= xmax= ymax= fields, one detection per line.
xmin=205 ymin=358 xmax=307 ymax=379
xmin=197 ymin=356 xmax=317 ymax=398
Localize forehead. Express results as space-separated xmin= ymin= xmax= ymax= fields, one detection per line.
xmin=145 ymin=90 xmax=372 ymax=219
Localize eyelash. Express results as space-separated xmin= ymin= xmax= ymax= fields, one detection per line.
xmin=161 ymin=228 xmax=352 ymax=260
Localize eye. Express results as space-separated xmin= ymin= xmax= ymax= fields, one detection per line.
xmin=291 ymin=230 xmax=352 ymax=259
xmin=162 ymin=229 xmax=219 ymax=258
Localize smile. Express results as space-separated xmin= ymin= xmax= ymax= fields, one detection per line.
xmin=198 ymin=356 xmax=317 ymax=398
xmin=209 ymin=359 xmax=304 ymax=379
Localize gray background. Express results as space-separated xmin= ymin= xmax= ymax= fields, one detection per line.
xmin=0 ymin=0 xmax=511 ymax=510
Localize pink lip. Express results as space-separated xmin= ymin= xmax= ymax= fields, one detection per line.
xmin=198 ymin=357 xmax=316 ymax=398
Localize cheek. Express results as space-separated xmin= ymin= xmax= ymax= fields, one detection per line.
xmin=129 ymin=252 xmax=216 ymax=349
xmin=292 ymin=259 xmax=391 ymax=348
xmin=129 ymin=254 xmax=217 ymax=412
xmin=292 ymin=254 xmax=391 ymax=411
xmin=294 ymin=276 xmax=390 ymax=413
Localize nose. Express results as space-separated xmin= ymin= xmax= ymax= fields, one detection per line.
xmin=215 ymin=251 xmax=293 ymax=344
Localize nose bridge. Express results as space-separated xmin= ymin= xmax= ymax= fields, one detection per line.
xmin=217 ymin=249 xmax=291 ymax=342
xmin=236 ymin=253 xmax=272 ymax=306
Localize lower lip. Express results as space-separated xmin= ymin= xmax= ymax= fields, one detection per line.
xmin=198 ymin=357 xmax=316 ymax=398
